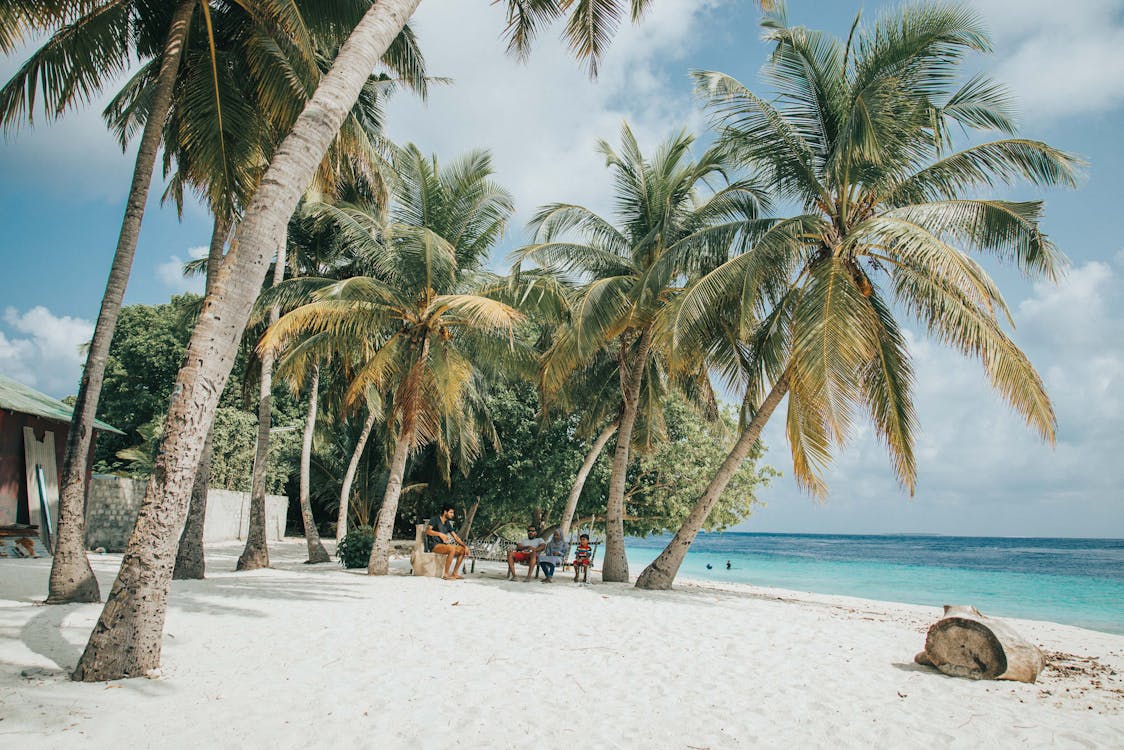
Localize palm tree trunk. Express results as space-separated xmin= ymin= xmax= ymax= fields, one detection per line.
xmin=461 ymin=498 xmax=479 ymax=540
xmin=635 ymin=375 xmax=790 ymax=591
xmin=367 ymin=416 xmax=416 ymax=575
xmin=71 ymin=0 xmax=421 ymax=682
xmin=602 ymin=330 xmax=653 ymax=583
xmin=560 ymin=421 xmax=616 ymax=539
xmin=237 ymin=244 xmax=286 ymax=571
xmin=46 ymin=0 xmax=197 ymax=606
xmin=174 ymin=212 xmax=231 ymax=580
xmin=300 ymin=365 xmax=330 ymax=563
xmin=337 ymin=404 xmax=378 ymax=540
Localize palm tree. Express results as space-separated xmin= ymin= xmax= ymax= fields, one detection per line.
xmin=70 ymin=0 xmax=678 ymax=682
xmin=513 ymin=124 xmax=765 ymax=581
xmin=261 ymin=145 xmax=521 ymax=574
xmin=100 ymin=3 xmax=429 ymax=574
xmin=0 ymin=0 xmax=324 ymax=603
xmin=635 ymin=4 xmax=1081 ymax=590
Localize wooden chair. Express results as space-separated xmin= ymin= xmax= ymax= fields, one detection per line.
xmin=410 ymin=523 xmax=447 ymax=577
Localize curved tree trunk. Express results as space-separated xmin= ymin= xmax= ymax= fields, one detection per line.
xmin=46 ymin=0 xmax=197 ymax=606
xmin=237 ymin=243 xmax=287 ymax=571
xmin=71 ymin=0 xmax=421 ymax=682
xmin=337 ymin=404 xmax=379 ymax=541
xmin=635 ymin=375 xmax=789 ymax=590
xmin=299 ymin=366 xmax=330 ymax=563
xmin=174 ymin=212 xmax=231 ymax=580
xmin=602 ymin=330 xmax=653 ymax=583
xmin=461 ymin=498 xmax=479 ymax=540
xmin=367 ymin=415 xmax=416 ymax=575
xmin=560 ymin=421 xmax=616 ymax=539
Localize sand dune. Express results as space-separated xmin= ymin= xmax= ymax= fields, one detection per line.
xmin=1 ymin=540 xmax=1121 ymax=748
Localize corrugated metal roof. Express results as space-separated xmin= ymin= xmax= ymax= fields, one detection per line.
xmin=0 ymin=374 xmax=123 ymax=434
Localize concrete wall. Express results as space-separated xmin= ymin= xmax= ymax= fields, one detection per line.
xmin=86 ymin=475 xmax=287 ymax=552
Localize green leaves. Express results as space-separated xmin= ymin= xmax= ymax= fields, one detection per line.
xmin=0 ymin=0 xmax=134 ymax=131
xmin=681 ymin=4 xmax=1074 ymax=498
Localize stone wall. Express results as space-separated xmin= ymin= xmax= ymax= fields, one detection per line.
xmin=85 ymin=475 xmax=288 ymax=552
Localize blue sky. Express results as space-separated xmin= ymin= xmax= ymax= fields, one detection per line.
xmin=1 ymin=0 xmax=1121 ymax=537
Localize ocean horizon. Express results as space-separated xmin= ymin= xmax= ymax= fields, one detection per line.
xmin=623 ymin=531 xmax=1124 ymax=635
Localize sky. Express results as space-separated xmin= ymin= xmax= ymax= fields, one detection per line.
xmin=0 ymin=0 xmax=1121 ymax=538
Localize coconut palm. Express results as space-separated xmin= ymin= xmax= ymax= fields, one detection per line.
xmin=69 ymin=0 xmax=685 ymax=683
xmin=512 ymin=124 xmax=766 ymax=581
xmin=635 ymin=3 xmax=1081 ymax=590
xmin=0 ymin=0 xmax=322 ymax=603
xmin=260 ymin=145 xmax=523 ymax=575
xmin=98 ymin=3 xmax=429 ymax=574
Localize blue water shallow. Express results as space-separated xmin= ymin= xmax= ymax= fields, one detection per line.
xmin=624 ymin=533 xmax=1124 ymax=635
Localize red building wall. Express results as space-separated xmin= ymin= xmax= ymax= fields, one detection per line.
xmin=0 ymin=410 xmax=96 ymax=526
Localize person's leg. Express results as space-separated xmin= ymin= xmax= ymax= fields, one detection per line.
xmin=451 ymin=546 xmax=466 ymax=577
xmin=433 ymin=544 xmax=454 ymax=578
xmin=506 ymin=549 xmax=517 ymax=578
xmin=525 ymin=552 xmax=538 ymax=581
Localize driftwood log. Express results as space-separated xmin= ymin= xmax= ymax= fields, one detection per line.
xmin=915 ymin=605 xmax=1045 ymax=683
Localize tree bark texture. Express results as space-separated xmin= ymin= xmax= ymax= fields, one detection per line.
xmin=174 ymin=212 xmax=231 ymax=580
xmin=299 ymin=366 xmax=330 ymax=563
xmin=560 ymin=421 xmax=616 ymax=539
xmin=461 ymin=498 xmax=480 ymax=540
xmin=71 ymin=0 xmax=422 ymax=681
xmin=635 ymin=375 xmax=789 ymax=590
xmin=237 ymin=244 xmax=287 ymax=571
xmin=366 ymin=417 xmax=415 ymax=575
xmin=602 ymin=330 xmax=653 ymax=583
xmin=47 ymin=0 xmax=197 ymax=606
xmin=915 ymin=605 xmax=1046 ymax=683
xmin=337 ymin=404 xmax=379 ymax=540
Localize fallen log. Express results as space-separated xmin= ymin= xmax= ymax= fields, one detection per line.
xmin=914 ymin=605 xmax=1045 ymax=683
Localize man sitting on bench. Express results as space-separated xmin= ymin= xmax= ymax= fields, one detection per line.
xmin=426 ymin=503 xmax=469 ymax=580
xmin=506 ymin=524 xmax=545 ymax=582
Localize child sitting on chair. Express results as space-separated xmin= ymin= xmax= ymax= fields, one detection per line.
xmin=572 ymin=533 xmax=593 ymax=582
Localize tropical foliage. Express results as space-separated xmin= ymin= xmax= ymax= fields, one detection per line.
xmin=513 ymin=124 xmax=767 ymax=581
xmin=1 ymin=0 xmax=1072 ymax=683
xmin=635 ymin=2 xmax=1079 ymax=589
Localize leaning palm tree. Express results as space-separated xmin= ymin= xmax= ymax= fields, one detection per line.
xmin=261 ymin=145 xmax=523 ymax=575
xmin=1 ymin=0 xmax=319 ymax=603
xmin=635 ymin=3 xmax=1081 ymax=590
xmin=512 ymin=124 xmax=766 ymax=582
xmin=70 ymin=0 xmax=685 ymax=683
xmin=103 ymin=4 xmax=429 ymax=574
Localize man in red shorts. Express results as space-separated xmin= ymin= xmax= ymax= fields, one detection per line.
xmin=506 ymin=525 xmax=545 ymax=582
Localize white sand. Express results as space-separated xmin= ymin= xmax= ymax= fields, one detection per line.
xmin=1 ymin=539 xmax=1121 ymax=749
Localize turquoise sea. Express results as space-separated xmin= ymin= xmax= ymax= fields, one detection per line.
xmin=624 ymin=533 xmax=1124 ymax=635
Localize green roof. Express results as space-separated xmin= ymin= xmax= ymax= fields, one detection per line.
xmin=0 ymin=373 xmax=123 ymax=434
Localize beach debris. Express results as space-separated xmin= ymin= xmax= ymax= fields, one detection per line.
xmin=914 ymin=605 xmax=1045 ymax=683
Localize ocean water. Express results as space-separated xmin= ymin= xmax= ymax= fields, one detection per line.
xmin=624 ymin=533 xmax=1124 ymax=635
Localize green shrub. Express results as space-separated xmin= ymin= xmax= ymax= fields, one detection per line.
xmin=337 ymin=526 xmax=374 ymax=569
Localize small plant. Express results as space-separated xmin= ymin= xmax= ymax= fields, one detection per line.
xmin=336 ymin=526 xmax=374 ymax=569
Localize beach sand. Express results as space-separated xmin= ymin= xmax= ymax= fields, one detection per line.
xmin=1 ymin=539 xmax=1121 ymax=748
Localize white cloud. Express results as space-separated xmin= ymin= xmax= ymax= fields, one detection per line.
xmin=156 ymin=246 xmax=208 ymax=294
xmin=748 ymin=254 xmax=1124 ymax=538
xmin=386 ymin=0 xmax=727 ymax=265
xmin=969 ymin=0 xmax=1124 ymax=121
xmin=0 ymin=306 xmax=94 ymax=397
